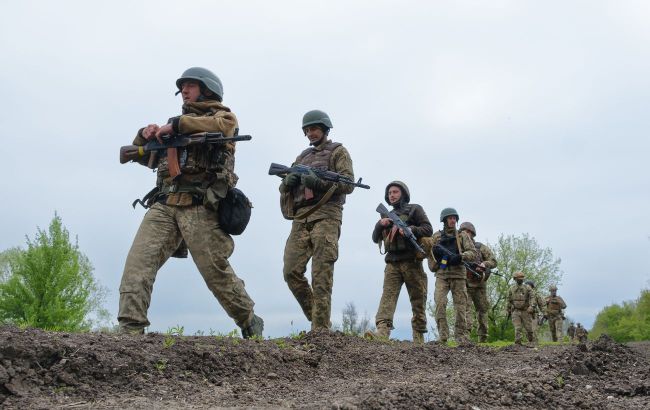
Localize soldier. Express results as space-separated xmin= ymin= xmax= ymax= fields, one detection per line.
xmin=524 ymin=280 xmax=546 ymax=343
xmin=507 ymin=272 xmax=535 ymax=345
xmin=118 ymin=67 xmax=263 ymax=338
xmin=279 ymin=110 xmax=355 ymax=330
xmin=459 ymin=222 xmax=497 ymax=343
xmin=567 ymin=322 xmax=576 ymax=342
xmin=545 ymin=284 xmax=567 ymax=342
xmin=575 ymin=323 xmax=588 ymax=343
xmin=430 ymin=208 xmax=477 ymax=344
xmin=370 ymin=181 xmax=433 ymax=344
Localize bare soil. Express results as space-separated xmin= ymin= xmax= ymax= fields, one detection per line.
xmin=1 ymin=326 xmax=649 ymax=409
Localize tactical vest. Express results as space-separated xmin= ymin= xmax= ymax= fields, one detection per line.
xmin=382 ymin=205 xmax=412 ymax=253
xmin=511 ymin=285 xmax=529 ymax=310
xmin=546 ymin=296 xmax=563 ymax=313
xmin=291 ymin=141 xmax=345 ymax=209
xmin=439 ymin=230 xmax=460 ymax=255
xmin=466 ymin=241 xmax=485 ymax=282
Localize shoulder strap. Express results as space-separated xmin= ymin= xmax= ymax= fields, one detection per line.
xmin=292 ymin=184 xmax=338 ymax=220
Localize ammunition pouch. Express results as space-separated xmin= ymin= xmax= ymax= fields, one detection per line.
xmin=416 ymin=236 xmax=434 ymax=261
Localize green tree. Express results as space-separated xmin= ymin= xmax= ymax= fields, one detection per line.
xmin=486 ymin=233 xmax=563 ymax=341
xmin=0 ymin=214 xmax=108 ymax=331
xmin=591 ymin=289 xmax=650 ymax=342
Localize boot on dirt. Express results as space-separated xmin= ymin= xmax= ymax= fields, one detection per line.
xmin=241 ymin=314 xmax=264 ymax=339
xmin=412 ymin=331 xmax=425 ymax=345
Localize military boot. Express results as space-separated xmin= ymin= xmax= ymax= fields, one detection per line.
xmin=412 ymin=330 xmax=425 ymax=345
xmin=241 ymin=314 xmax=264 ymax=339
xmin=375 ymin=322 xmax=391 ymax=340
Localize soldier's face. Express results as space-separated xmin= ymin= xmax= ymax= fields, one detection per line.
xmin=304 ymin=125 xmax=325 ymax=146
xmin=181 ymin=81 xmax=202 ymax=103
xmin=387 ymin=186 xmax=402 ymax=204
xmin=445 ymin=215 xmax=457 ymax=228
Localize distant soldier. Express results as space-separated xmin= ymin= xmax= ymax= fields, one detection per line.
xmin=575 ymin=323 xmax=588 ymax=343
xmin=430 ymin=208 xmax=477 ymax=344
xmin=545 ymin=285 xmax=567 ymax=342
xmin=507 ymin=271 xmax=535 ymax=345
xmin=567 ymin=322 xmax=576 ymax=342
xmin=279 ymin=110 xmax=355 ymax=330
xmin=459 ymin=222 xmax=497 ymax=343
xmin=524 ymin=280 xmax=545 ymax=343
xmin=370 ymin=181 xmax=433 ymax=344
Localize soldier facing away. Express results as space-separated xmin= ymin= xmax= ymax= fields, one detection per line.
xmin=118 ymin=67 xmax=263 ymax=338
xmin=430 ymin=208 xmax=478 ymax=344
xmin=459 ymin=222 xmax=497 ymax=343
xmin=507 ymin=271 xmax=535 ymax=345
xmin=279 ymin=110 xmax=356 ymax=330
xmin=545 ymin=284 xmax=567 ymax=342
xmin=370 ymin=181 xmax=433 ymax=344
xmin=567 ymin=322 xmax=576 ymax=342
xmin=575 ymin=322 xmax=588 ymax=343
xmin=524 ymin=280 xmax=546 ymax=343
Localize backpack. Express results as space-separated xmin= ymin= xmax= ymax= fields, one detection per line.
xmin=218 ymin=188 xmax=252 ymax=235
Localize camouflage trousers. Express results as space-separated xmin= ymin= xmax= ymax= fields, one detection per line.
xmin=548 ymin=314 xmax=563 ymax=341
xmin=465 ymin=285 xmax=489 ymax=341
xmin=512 ymin=310 xmax=534 ymax=344
xmin=283 ymin=218 xmax=340 ymax=329
xmin=118 ymin=203 xmax=256 ymax=332
xmin=375 ymin=260 xmax=428 ymax=334
xmin=434 ymin=277 xmax=468 ymax=342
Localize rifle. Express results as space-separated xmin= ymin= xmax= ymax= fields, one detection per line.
xmin=375 ymin=203 xmax=425 ymax=254
xmin=434 ymin=244 xmax=482 ymax=279
xmin=468 ymin=263 xmax=504 ymax=278
xmin=120 ymin=132 xmax=252 ymax=177
xmin=268 ymin=163 xmax=370 ymax=190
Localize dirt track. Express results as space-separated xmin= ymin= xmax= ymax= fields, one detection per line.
xmin=1 ymin=326 xmax=649 ymax=409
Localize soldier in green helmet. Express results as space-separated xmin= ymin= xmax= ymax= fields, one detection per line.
xmin=430 ymin=207 xmax=477 ymax=344
xmin=117 ymin=67 xmax=264 ymax=338
xmin=459 ymin=221 xmax=497 ymax=343
xmin=368 ymin=181 xmax=432 ymax=344
xmin=279 ymin=110 xmax=356 ymax=330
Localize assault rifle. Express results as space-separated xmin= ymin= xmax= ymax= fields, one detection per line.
xmin=375 ymin=203 xmax=425 ymax=254
xmin=433 ymin=244 xmax=482 ymax=279
xmin=468 ymin=263 xmax=504 ymax=278
xmin=120 ymin=132 xmax=252 ymax=177
xmin=268 ymin=163 xmax=370 ymax=189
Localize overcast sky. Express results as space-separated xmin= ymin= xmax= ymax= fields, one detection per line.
xmin=1 ymin=1 xmax=649 ymax=340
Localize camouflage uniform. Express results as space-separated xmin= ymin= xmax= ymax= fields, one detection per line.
xmin=431 ymin=222 xmax=477 ymax=343
xmin=526 ymin=283 xmax=546 ymax=343
xmin=281 ymin=138 xmax=354 ymax=329
xmin=575 ymin=323 xmax=588 ymax=343
xmin=371 ymin=182 xmax=432 ymax=343
xmin=507 ymin=277 xmax=535 ymax=345
xmin=465 ymin=241 xmax=497 ymax=343
xmin=567 ymin=322 xmax=576 ymax=342
xmin=545 ymin=290 xmax=567 ymax=342
xmin=118 ymin=88 xmax=261 ymax=334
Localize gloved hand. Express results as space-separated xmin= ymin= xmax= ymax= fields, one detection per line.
xmin=283 ymin=173 xmax=301 ymax=188
xmin=301 ymin=170 xmax=323 ymax=190
xmin=448 ymin=254 xmax=462 ymax=266
xmin=433 ymin=245 xmax=445 ymax=259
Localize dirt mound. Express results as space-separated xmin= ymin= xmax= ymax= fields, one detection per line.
xmin=1 ymin=326 xmax=649 ymax=409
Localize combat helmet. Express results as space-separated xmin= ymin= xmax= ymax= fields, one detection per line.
xmin=549 ymin=284 xmax=558 ymax=291
xmin=384 ymin=181 xmax=410 ymax=204
xmin=440 ymin=207 xmax=459 ymax=222
xmin=175 ymin=67 xmax=223 ymax=101
xmin=302 ymin=110 xmax=333 ymax=131
xmin=459 ymin=221 xmax=476 ymax=236
xmin=513 ymin=271 xmax=525 ymax=279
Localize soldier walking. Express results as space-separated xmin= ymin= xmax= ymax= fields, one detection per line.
xmin=575 ymin=323 xmax=588 ymax=343
xmin=567 ymin=322 xmax=576 ymax=342
xmin=370 ymin=181 xmax=433 ymax=344
xmin=118 ymin=67 xmax=263 ymax=338
xmin=279 ymin=110 xmax=356 ymax=330
xmin=459 ymin=222 xmax=497 ymax=343
xmin=545 ymin=285 xmax=567 ymax=342
xmin=507 ymin=272 xmax=535 ymax=345
xmin=430 ymin=208 xmax=477 ymax=344
xmin=525 ymin=280 xmax=546 ymax=343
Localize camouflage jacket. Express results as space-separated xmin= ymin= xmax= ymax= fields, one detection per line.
xmin=545 ymin=295 xmax=567 ymax=317
xmin=508 ymin=283 xmax=533 ymax=312
xmin=372 ymin=203 xmax=433 ymax=263
xmin=466 ymin=241 xmax=497 ymax=289
xmin=431 ymin=227 xmax=477 ymax=279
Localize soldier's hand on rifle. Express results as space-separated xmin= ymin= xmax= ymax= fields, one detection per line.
xmin=379 ymin=218 xmax=392 ymax=227
xmin=302 ymin=170 xmax=323 ymax=190
xmin=155 ymin=123 xmax=174 ymax=141
xmin=283 ymin=173 xmax=301 ymax=188
xmin=142 ymin=124 xmax=161 ymax=142
xmin=433 ymin=245 xmax=445 ymax=259
xmin=448 ymin=254 xmax=462 ymax=266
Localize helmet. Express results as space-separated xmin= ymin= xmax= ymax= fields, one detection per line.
xmin=513 ymin=271 xmax=525 ymax=279
xmin=440 ymin=207 xmax=459 ymax=222
xmin=175 ymin=67 xmax=223 ymax=101
xmin=384 ymin=181 xmax=410 ymax=204
xmin=459 ymin=222 xmax=476 ymax=236
xmin=524 ymin=280 xmax=535 ymax=288
xmin=302 ymin=110 xmax=333 ymax=129
xmin=549 ymin=285 xmax=558 ymax=291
